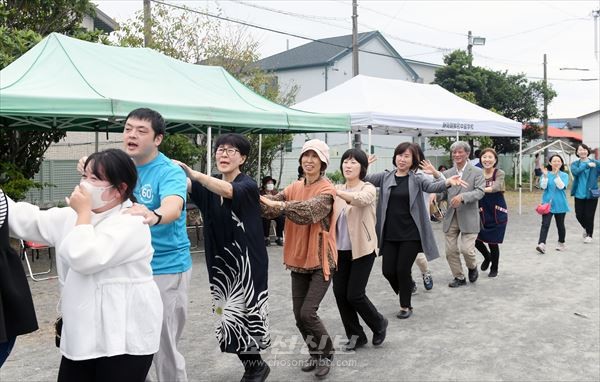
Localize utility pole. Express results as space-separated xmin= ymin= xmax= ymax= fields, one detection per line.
xmin=467 ymin=30 xmax=473 ymax=56
xmin=543 ymin=53 xmax=549 ymax=160
xmin=352 ymin=0 xmax=361 ymax=148
xmin=143 ymin=0 xmax=152 ymax=47
xmin=593 ymin=9 xmax=599 ymax=61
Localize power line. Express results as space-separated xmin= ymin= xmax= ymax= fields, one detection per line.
xmin=151 ymin=0 xmax=433 ymax=62
xmin=234 ymin=1 xmax=348 ymax=21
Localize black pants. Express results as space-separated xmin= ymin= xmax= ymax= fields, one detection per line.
xmin=333 ymin=251 xmax=385 ymax=341
xmin=538 ymin=213 xmax=566 ymax=244
xmin=262 ymin=216 xmax=285 ymax=238
xmin=475 ymin=240 xmax=500 ymax=272
xmin=291 ymin=270 xmax=333 ymax=356
xmin=574 ymin=198 xmax=598 ymax=237
xmin=381 ymin=240 xmax=422 ymax=309
xmin=57 ymin=354 xmax=153 ymax=382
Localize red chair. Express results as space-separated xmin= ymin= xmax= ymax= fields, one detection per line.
xmin=20 ymin=240 xmax=57 ymax=281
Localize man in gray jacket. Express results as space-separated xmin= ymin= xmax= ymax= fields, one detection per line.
xmin=442 ymin=141 xmax=485 ymax=288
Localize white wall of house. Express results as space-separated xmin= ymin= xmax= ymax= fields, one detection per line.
xmin=405 ymin=61 xmax=440 ymax=84
xmin=276 ymin=66 xmax=326 ymax=103
xmin=581 ymin=111 xmax=600 ymax=150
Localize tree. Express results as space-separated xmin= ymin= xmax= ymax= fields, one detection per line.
xmin=432 ymin=50 xmax=557 ymax=154
xmin=0 ymin=0 xmax=107 ymax=199
xmin=113 ymin=3 xmax=298 ymax=178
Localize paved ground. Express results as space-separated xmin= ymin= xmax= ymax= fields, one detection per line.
xmin=1 ymin=192 xmax=599 ymax=382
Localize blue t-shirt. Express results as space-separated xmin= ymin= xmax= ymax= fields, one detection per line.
xmin=541 ymin=171 xmax=570 ymax=214
xmin=136 ymin=152 xmax=191 ymax=275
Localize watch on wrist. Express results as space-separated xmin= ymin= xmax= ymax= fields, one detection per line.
xmin=153 ymin=210 xmax=163 ymax=225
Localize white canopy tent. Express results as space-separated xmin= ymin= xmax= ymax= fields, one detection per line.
xmin=293 ymin=75 xmax=526 ymax=212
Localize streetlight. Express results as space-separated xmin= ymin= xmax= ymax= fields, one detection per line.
xmin=467 ymin=30 xmax=486 ymax=56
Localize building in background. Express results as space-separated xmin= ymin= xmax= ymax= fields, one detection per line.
xmin=579 ymin=110 xmax=600 ymax=155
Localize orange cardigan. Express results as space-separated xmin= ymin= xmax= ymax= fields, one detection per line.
xmin=283 ymin=178 xmax=337 ymax=280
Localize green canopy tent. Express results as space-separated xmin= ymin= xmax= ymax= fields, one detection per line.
xmin=0 ymin=33 xmax=349 ymax=174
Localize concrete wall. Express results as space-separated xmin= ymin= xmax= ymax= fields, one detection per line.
xmin=581 ymin=111 xmax=600 ymax=150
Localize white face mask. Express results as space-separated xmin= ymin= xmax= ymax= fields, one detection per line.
xmin=80 ymin=181 xmax=115 ymax=209
xmin=266 ymin=183 xmax=275 ymax=191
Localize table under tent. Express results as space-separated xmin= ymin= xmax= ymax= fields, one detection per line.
xmin=292 ymin=74 xmax=527 ymax=213
xmin=0 ymin=33 xmax=350 ymax=173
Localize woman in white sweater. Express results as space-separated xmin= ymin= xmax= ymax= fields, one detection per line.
xmin=7 ymin=149 xmax=162 ymax=382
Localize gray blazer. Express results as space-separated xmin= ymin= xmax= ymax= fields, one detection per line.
xmin=441 ymin=163 xmax=485 ymax=234
xmin=364 ymin=170 xmax=449 ymax=261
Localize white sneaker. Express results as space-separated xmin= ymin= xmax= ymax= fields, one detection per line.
xmin=584 ymin=236 xmax=593 ymax=244
xmin=536 ymin=243 xmax=546 ymax=254
xmin=583 ymin=230 xmax=588 ymax=239
xmin=556 ymin=242 xmax=566 ymax=251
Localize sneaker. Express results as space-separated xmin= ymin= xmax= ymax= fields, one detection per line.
xmin=536 ymin=243 xmax=546 ymax=254
xmin=448 ymin=278 xmax=467 ymax=288
xmin=275 ymin=237 xmax=284 ymax=246
xmin=468 ymin=267 xmax=479 ymax=283
xmin=584 ymin=236 xmax=593 ymax=244
xmin=422 ymin=271 xmax=433 ymax=290
xmin=583 ymin=230 xmax=588 ymax=239
xmin=556 ymin=242 xmax=566 ymax=251
xmin=411 ymin=280 xmax=418 ymax=294
xmin=264 ymin=238 xmax=271 ymax=247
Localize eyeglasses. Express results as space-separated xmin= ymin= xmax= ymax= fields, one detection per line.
xmin=215 ymin=147 xmax=240 ymax=156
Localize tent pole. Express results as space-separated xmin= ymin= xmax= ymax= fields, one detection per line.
xmin=257 ymin=134 xmax=263 ymax=184
xmin=368 ymin=125 xmax=372 ymax=156
xmin=348 ymin=130 xmax=352 ymax=149
xmin=207 ymin=127 xmax=212 ymax=175
xmin=94 ymin=131 xmax=99 ymax=153
xmin=519 ymin=136 xmax=522 ymax=215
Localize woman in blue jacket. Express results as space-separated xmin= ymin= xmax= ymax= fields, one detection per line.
xmin=570 ymin=143 xmax=600 ymax=243
xmin=536 ymin=154 xmax=570 ymax=254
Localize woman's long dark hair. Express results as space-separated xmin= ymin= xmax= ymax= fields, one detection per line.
xmin=84 ymin=149 xmax=138 ymax=203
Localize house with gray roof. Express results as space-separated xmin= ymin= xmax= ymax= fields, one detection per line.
xmin=255 ymin=31 xmax=441 ymax=103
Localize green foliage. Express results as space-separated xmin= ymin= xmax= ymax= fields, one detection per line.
xmin=243 ymin=134 xmax=294 ymax=180
xmin=326 ymin=170 xmax=344 ymax=184
xmin=0 ymin=162 xmax=45 ymax=201
xmin=160 ymin=134 xmax=203 ymax=166
xmin=433 ymin=50 xmax=553 ymax=153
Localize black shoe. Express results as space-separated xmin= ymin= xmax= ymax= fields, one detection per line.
xmin=301 ymin=356 xmax=317 ymax=372
xmin=275 ymin=238 xmax=284 ymax=246
xmin=343 ymin=335 xmax=367 ymax=351
xmin=396 ymin=309 xmax=412 ymax=319
xmin=314 ymin=356 xmax=333 ymax=379
xmin=372 ymin=318 xmax=388 ymax=346
xmin=488 ymin=269 xmax=498 ymax=278
xmin=468 ymin=267 xmax=479 ymax=283
xmin=264 ymin=238 xmax=270 ymax=247
xmin=480 ymin=258 xmax=490 ymax=271
xmin=448 ymin=278 xmax=467 ymax=288
xmin=411 ymin=279 xmax=417 ymax=295
xmin=242 ymin=362 xmax=270 ymax=382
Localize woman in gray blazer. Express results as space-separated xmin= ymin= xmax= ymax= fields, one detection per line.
xmin=365 ymin=143 xmax=465 ymax=319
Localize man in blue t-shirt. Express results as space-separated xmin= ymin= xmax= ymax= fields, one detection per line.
xmin=121 ymin=108 xmax=192 ymax=382
xmin=77 ymin=108 xmax=191 ymax=381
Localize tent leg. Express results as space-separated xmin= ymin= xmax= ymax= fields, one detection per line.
xmin=348 ymin=131 xmax=352 ymax=149
xmin=257 ymin=134 xmax=262 ymax=184
xmin=207 ymin=127 xmax=212 ymax=174
xmin=519 ymin=136 xmax=522 ymax=215
xmin=368 ymin=126 xmax=372 ymax=156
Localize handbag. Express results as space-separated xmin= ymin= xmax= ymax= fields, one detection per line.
xmin=590 ymin=188 xmax=600 ymax=199
xmin=535 ymin=203 xmax=551 ymax=215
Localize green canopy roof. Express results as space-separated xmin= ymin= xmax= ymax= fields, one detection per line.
xmin=0 ymin=33 xmax=349 ymax=134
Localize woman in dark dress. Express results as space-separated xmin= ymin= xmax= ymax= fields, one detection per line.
xmin=0 ymin=189 xmax=38 ymax=367
xmin=174 ymin=134 xmax=270 ymax=382
xmin=475 ymin=148 xmax=508 ymax=278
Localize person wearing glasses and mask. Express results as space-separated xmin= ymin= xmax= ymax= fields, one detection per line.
xmin=174 ymin=134 xmax=271 ymax=382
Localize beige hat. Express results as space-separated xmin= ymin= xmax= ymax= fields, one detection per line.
xmin=299 ymin=139 xmax=330 ymax=167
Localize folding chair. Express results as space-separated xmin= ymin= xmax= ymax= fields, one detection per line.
xmin=20 ymin=240 xmax=57 ymax=281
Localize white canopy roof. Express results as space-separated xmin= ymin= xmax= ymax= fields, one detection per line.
xmin=293 ymin=74 xmax=522 ymax=137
